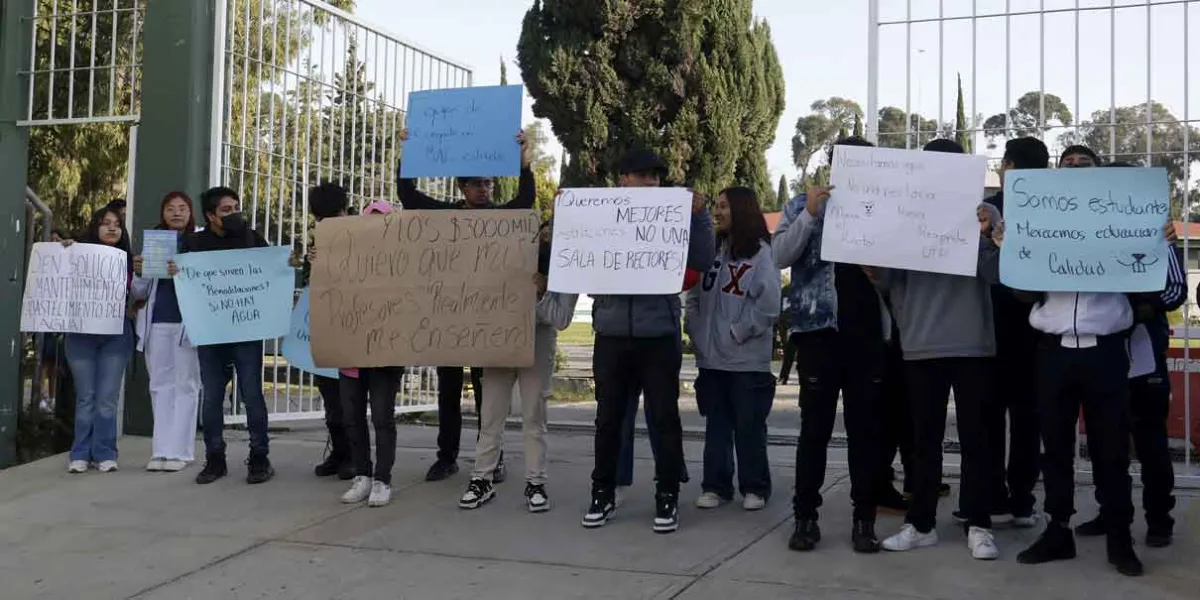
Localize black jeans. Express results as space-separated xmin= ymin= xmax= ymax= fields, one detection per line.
xmin=592 ymin=335 xmax=684 ymax=496
xmin=1037 ymin=335 xmax=1134 ymax=535
xmin=878 ymin=339 xmax=915 ymax=494
xmin=904 ymin=357 xmax=997 ymax=532
xmin=984 ymin=343 xmax=1040 ymax=517
xmin=341 ymin=367 xmax=404 ymax=484
xmin=315 ymin=375 xmax=344 ymax=439
xmin=198 ymin=342 xmax=268 ymax=456
xmin=1126 ymin=363 xmax=1175 ymax=530
xmin=792 ymin=330 xmax=885 ymax=522
xmin=697 ymin=369 xmax=775 ymax=500
xmin=778 ymin=330 xmax=796 ymax=383
xmin=435 ymin=366 xmax=484 ymax=463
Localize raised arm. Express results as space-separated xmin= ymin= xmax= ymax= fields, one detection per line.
xmin=686 ymin=207 xmax=717 ymax=271
xmin=394 ymin=160 xmax=446 ymax=210
xmin=498 ymin=166 xmax=536 ymax=210
xmin=976 ymin=202 xmax=1001 ymax=284
xmin=772 ymin=194 xmax=817 ymax=269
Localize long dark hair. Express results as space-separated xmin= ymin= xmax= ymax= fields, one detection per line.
xmin=158 ymin=191 xmax=197 ymax=231
xmin=82 ymin=207 xmax=132 ymax=254
xmin=716 ymin=186 xmax=770 ymax=261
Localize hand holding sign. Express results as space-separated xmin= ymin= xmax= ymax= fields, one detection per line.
xmin=806 ymin=186 xmax=834 ymax=217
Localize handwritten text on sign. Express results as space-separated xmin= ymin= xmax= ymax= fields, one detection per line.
xmin=400 ymin=85 xmax=523 ymax=179
xmin=999 ymin=167 xmax=1169 ymax=292
xmin=548 ymin=188 xmax=693 ymax=294
xmin=281 ymin=288 xmax=339 ymax=379
xmin=820 ymin=145 xmax=988 ymax=276
xmin=310 ymin=210 xmax=540 ymax=368
xmin=20 ymin=242 xmax=128 ymax=335
xmin=173 ymin=246 xmax=294 ymax=345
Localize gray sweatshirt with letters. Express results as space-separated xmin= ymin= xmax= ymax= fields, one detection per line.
xmin=685 ymin=241 xmax=781 ymax=372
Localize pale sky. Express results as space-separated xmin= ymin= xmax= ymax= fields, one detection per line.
xmin=357 ymin=0 xmax=1199 ymax=180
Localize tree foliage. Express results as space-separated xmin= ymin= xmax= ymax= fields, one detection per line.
xmin=518 ymin=0 xmax=785 ymax=202
xmin=982 ymin=91 xmax=1072 ymax=146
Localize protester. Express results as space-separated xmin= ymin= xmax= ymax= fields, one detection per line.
xmin=184 ymin=186 xmax=274 ymax=485
xmin=63 ymin=207 xmax=134 ymax=474
xmin=773 ymin=137 xmax=890 ymax=553
xmin=582 ymin=149 xmax=716 ymax=534
xmin=971 ymin=137 xmax=1049 ymax=531
xmin=131 ymin=191 xmax=200 ymax=472
xmin=332 ymin=201 xmax=407 ymax=508
xmin=395 ymin=129 xmax=532 ymax=483
xmin=39 ymin=231 xmax=69 ymax=409
xmin=105 ymin=199 xmax=127 ymax=223
xmin=686 ymin=186 xmax=780 ymax=511
xmin=870 ymin=139 xmax=1003 ymax=560
xmin=459 ymin=218 xmax=579 ymax=512
xmin=299 ymin=182 xmax=354 ymax=481
xmin=1006 ymin=144 xmax=1150 ymax=576
xmin=1071 ymin=160 xmax=1183 ymax=549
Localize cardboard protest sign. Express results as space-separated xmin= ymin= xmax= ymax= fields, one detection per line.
xmin=281 ymin=288 xmax=339 ymax=379
xmin=173 ymin=246 xmax=294 ymax=345
xmin=819 ymin=145 xmax=988 ymax=276
xmin=310 ymin=209 xmax=540 ymax=368
xmin=400 ymin=85 xmax=524 ymax=178
xmin=21 ymin=242 xmax=128 ymax=335
xmin=548 ymin=187 xmax=693 ymax=294
xmin=999 ymin=167 xmax=1169 ymax=292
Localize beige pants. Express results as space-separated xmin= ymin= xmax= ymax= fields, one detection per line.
xmin=472 ymin=365 xmax=548 ymax=484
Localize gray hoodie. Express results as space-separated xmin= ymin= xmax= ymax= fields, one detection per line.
xmin=592 ymin=208 xmax=716 ymax=338
xmin=872 ymin=203 xmax=1002 ymax=361
xmin=685 ymin=241 xmax=781 ymax=373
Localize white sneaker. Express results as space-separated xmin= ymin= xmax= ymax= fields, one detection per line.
xmin=882 ymin=524 xmax=939 ymax=552
xmin=67 ymin=460 xmax=88 ymax=474
xmin=341 ymin=476 xmax=372 ymax=504
xmin=146 ymin=458 xmax=165 ymax=472
xmin=968 ymin=526 xmax=1000 ymax=560
xmin=696 ymin=492 xmax=725 ymax=509
xmin=368 ymin=480 xmax=392 ymax=507
xmin=97 ymin=460 xmax=119 ymax=473
xmin=1011 ymin=513 xmax=1040 ymax=529
xmin=161 ymin=460 xmax=187 ymax=472
xmin=743 ymin=493 xmax=767 ymax=511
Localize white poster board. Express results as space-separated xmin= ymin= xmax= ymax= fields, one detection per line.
xmin=549 ymin=187 xmax=693 ymax=294
xmin=21 ymin=242 xmax=128 ymax=335
xmin=819 ymin=145 xmax=987 ymax=277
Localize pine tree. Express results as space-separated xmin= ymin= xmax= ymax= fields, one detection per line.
xmin=493 ymin=56 xmax=519 ymax=202
xmin=955 ymin=73 xmax=973 ymax=153
xmin=518 ymin=0 xmax=785 ymax=202
xmin=775 ymin=175 xmax=788 ymax=211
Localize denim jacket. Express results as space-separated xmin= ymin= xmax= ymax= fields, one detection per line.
xmin=771 ymin=194 xmax=890 ymax=337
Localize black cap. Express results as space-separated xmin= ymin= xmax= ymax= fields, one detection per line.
xmin=923 ymin=138 xmax=964 ymax=154
xmin=618 ymin=149 xmax=668 ymax=176
xmin=1059 ymin=144 xmax=1101 ymax=166
xmin=1003 ymin=137 xmax=1050 ymax=170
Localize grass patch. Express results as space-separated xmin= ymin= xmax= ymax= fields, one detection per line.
xmin=558 ymin=322 xmax=596 ymax=346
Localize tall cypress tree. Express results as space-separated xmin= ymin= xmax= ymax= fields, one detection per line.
xmin=775 ymin=174 xmax=788 ymax=211
xmin=493 ymin=57 xmax=519 ymax=201
xmin=518 ymin=0 xmax=785 ymax=201
xmin=955 ymin=73 xmax=973 ymax=153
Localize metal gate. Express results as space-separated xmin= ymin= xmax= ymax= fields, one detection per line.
xmin=866 ymin=0 xmax=1199 ymax=485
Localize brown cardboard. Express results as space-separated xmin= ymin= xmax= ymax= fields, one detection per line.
xmin=309 ymin=209 xmax=540 ymax=368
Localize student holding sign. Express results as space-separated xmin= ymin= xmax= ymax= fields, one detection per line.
xmin=581 ymin=149 xmax=715 ymax=534
xmin=685 ymin=187 xmax=780 ymax=512
xmin=395 ymin=128 xmax=532 ymax=483
xmin=183 ymin=187 xmax=275 ymax=486
xmin=773 ymin=137 xmax=892 ymax=554
xmin=868 ymin=140 xmax=1004 ymax=561
xmin=61 ymin=207 xmax=135 ymax=474
xmin=130 ymin=192 xmax=200 ymax=473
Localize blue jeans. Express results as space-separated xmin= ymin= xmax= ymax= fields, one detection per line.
xmin=65 ymin=324 xmax=134 ymax=462
xmin=198 ymin=342 xmax=269 ymax=456
xmin=696 ymin=369 xmax=775 ymax=500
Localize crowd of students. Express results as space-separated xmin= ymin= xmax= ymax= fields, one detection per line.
xmin=53 ymin=133 xmax=1180 ymax=578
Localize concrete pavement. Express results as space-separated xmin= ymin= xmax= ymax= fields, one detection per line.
xmin=1 ymin=425 xmax=1197 ymax=599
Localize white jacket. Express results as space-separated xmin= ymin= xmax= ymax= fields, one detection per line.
xmin=131 ymin=275 xmax=193 ymax=353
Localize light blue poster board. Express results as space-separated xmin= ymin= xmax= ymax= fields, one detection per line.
xmin=400 ymin=84 xmax=523 ymax=178
xmin=281 ymin=288 xmax=338 ymax=378
xmin=999 ymin=167 xmax=1169 ymax=292
xmin=141 ymin=229 xmax=177 ymax=279
xmin=173 ymin=246 xmax=294 ymax=345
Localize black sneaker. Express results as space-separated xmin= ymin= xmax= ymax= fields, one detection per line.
xmin=425 ymin=459 xmax=459 ymax=482
xmin=246 ymin=453 xmax=275 ymax=484
xmin=876 ymin=488 xmax=909 ymax=516
xmin=313 ymin=454 xmax=353 ymax=480
xmin=1017 ymin=522 xmax=1077 ymax=565
xmin=1107 ymin=535 xmax=1144 ymax=577
xmin=525 ymin=483 xmax=550 ymax=513
xmin=582 ymin=490 xmax=615 ymax=528
xmin=852 ymin=520 xmax=881 ymax=554
xmin=1145 ymin=523 xmax=1173 ymax=548
xmin=653 ymin=492 xmax=679 ymax=534
xmin=195 ymin=453 xmax=227 ymax=485
xmin=493 ymin=459 xmax=507 ymax=484
xmin=938 ymin=483 xmax=951 ymax=497
xmin=1074 ymin=515 xmax=1104 ymax=537
xmin=459 ymin=478 xmax=495 ymax=509
xmin=788 ymin=519 xmax=821 ymax=552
